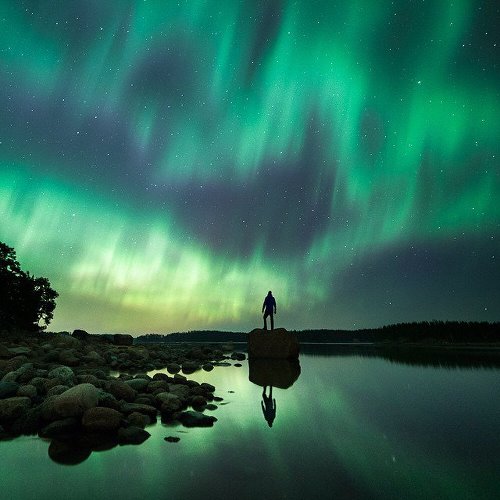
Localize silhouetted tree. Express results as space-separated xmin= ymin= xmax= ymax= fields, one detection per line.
xmin=0 ymin=242 xmax=58 ymax=333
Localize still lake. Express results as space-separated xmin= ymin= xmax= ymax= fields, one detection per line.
xmin=2 ymin=346 xmax=500 ymax=500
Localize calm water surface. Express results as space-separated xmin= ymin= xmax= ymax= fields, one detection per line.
xmin=2 ymin=348 xmax=500 ymax=500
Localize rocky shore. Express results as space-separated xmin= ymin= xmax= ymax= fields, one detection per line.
xmin=0 ymin=330 xmax=246 ymax=463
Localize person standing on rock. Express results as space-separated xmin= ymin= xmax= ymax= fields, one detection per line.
xmin=262 ymin=291 xmax=277 ymax=330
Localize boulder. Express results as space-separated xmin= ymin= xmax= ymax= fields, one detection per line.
xmin=127 ymin=412 xmax=150 ymax=428
xmin=46 ymin=385 xmax=70 ymax=398
xmin=7 ymin=347 xmax=31 ymax=356
xmin=157 ymin=392 xmax=183 ymax=413
xmin=181 ymin=361 xmax=200 ymax=374
xmin=48 ymin=366 xmax=75 ymax=386
xmin=120 ymin=403 xmax=157 ymax=419
xmin=231 ymin=352 xmax=246 ymax=361
xmin=178 ymin=410 xmax=217 ymax=428
xmin=124 ymin=378 xmax=149 ymax=392
xmin=107 ymin=380 xmax=137 ymax=402
xmin=202 ymin=363 xmax=214 ymax=372
xmin=117 ymin=426 xmax=150 ymax=445
xmin=247 ymin=328 xmax=300 ymax=359
xmin=168 ymin=384 xmax=190 ymax=400
xmin=0 ymin=397 xmax=32 ymax=424
xmin=82 ymin=407 xmax=123 ymax=432
xmin=166 ymin=363 xmax=181 ymax=374
xmin=17 ymin=384 xmax=37 ymax=399
xmin=0 ymin=381 xmax=19 ymax=399
xmin=53 ymin=383 xmax=100 ymax=418
xmin=58 ymin=349 xmax=80 ymax=367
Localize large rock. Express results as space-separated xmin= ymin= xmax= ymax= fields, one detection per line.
xmin=0 ymin=397 xmax=32 ymax=424
xmin=247 ymin=328 xmax=300 ymax=359
xmin=48 ymin=366 xmax=75 ymax=386
xmin=0 ymin=381 xmax=19 ymax=399
xmin=72 ymin=329 xmax=90 ymax=341
xmin=124 ymin=378 xmax=149 ymax=392
xmin=178 ymin=410 xmax=217 ymax=428
xmin=82 ymin=407 xmax=123 ymax=432
xmin=120 ymin=403 xmax=157 ymax=419
xmin=156 ymin=392 xmax=183 ymax=413
xmin=53 ymin=383 xmax=100 ymax=418
xmin=107 ymin=380 xmax=137 ymax=402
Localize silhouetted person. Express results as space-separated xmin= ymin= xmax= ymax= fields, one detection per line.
xmin=262 ymin=290 xmax=276 ymax=330
xmin=261 ymin=386 xmax=276 ymax=427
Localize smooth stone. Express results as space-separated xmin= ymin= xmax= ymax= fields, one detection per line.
xmin=231 ymin=352 xmax=246 ymax=361
xmin=120 ymin=403 xmax=157 ymax=418
xmin=0 ymin=381 xmax=19 ymax=399
xmin=53 ymin=383 xmax=100 ymax=418
xmin=107 ymin=380 xmax=137 ymax=402
xmin=164 ymin=436 xmax=180 ymax=443
xmin=166 ymin=363 xmax=181 ymax=374
xmin=247 ymin=328 xmax=300 ymax=359
xmin=178 ymin=410 xmax=217 ymax=428
xmin=17 ymin=384 xmax=37 ymax=398
xmin=0 ymin=397 xmax=32 ymax=424
xmin=127 ymin=412 xmax=150 ymax=428
xmin=124 ymin=378 xmax=149 ymax=391
xmin=82 ymin=407 xmax=123 ymax=432
xmin=48 ymin=439 xmax=91 ymax=465
xmin=48 ymin=366 xmax=75 ymax=386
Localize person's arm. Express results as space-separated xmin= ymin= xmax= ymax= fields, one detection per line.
xmin=273 ymin=297 xmax=277 ymax=314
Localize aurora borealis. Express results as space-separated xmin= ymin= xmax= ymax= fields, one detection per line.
xmin=1 ymin=0 xmax=499 ymax=334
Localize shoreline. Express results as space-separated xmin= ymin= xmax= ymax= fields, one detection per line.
xmin=0 ymin=331 xmax=245 ymax=464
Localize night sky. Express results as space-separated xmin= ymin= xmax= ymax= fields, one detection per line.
xmin=1 ymin=1 xmax=499 ymax=334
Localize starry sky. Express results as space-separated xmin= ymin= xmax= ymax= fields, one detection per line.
xmin=1 ymin=0 xmax=499 ymax=334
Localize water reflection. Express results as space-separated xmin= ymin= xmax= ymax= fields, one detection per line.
xmin=261 ymin=386 xmax=276 ymax=427
xmin=248 ymin=358 xmax=301 ymax=427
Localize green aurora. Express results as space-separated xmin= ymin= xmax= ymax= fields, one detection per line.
xmin=0 ymin=0 xmax=498 ymax=333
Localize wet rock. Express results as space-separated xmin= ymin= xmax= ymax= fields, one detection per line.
xmin=46 ymin=385 xmax=70 ymax=398
xmin=157 ymin=392 xmax=183 ymax=413
xmin=147 ymin=380 xmax=168 ymax=393
xmin=76 ymin=374 xmax=103 ymax=387
xmin=190 ymin=395 xmax=207 ymax=410
xmin=48 ymin=366 xmax=75 ymax=386
xmin=0 ymin=345 xmax=13 ymax=358
xmin=53 ymin=383 xmax=100 ymax=418
xmin=166 ymin=363 xmax=181 ymax=374
xmin=127 ymin=412 xmax=150 ymax=428
xmin=120 ymin=403 xmax=157 ymax=419
xmin=247 ymin=328 xmax=300 ymax=359
xmin=107 ymin=380 xmax=137 ymax=402
xmin=231 ymin=352 xmax=246 ymax=361
xmin=117 ymin=426 xmax=150 ymax=445
xmin=10 ymin=406 xmax=43 ymax=435
xmin=4 ymin=355 xmax=29 ymax=372
xmin=124 ymin=378 xmax=149 ymax=392
xmin=0 ymin=381 xmax=19 ymax=399
xmin=164 ymin=436 xmax=180 ymax=443
xmin=58 ymin=349 xmax=80 ymax=367
xmin=8 ymin=347 xmax=32 ymax=356
xmin=52 ymin=334 xmax=81 ymax=348
xmin=181 ymin=361 xmax=200 ymax=374
xmin=17 ymin=384 xmax=37 ymax=399
xmin=82 ymin=407 xmax=123 ymax=432
xmin=178 ymin=410 xmax=217 ymax=428
xmin=200 ymin=383 xmax=216 ymax=393
xmin=213 ymin=361 xmax=231 ymax=367
xmin=82 ymin=351 xmax=105 ymax=365
xmin=168 ymin=384 xmax=190 ymax=400
xmin=0 ymin=397 xmax=32 ymax=424
xmin=2 ymin=363 xmax=34 ymax=383
xmin=202 ymin=363 xmax=214 ymax=372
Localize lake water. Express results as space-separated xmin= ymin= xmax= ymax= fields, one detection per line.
xmin=2 ymin=347 xmax=500 ymax=500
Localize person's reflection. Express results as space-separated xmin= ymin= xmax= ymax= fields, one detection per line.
xmin=261 ymin=385 xmax=276 ymax=427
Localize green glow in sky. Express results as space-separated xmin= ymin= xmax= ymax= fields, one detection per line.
xmin=1 ymin=1 xmax=498 ymax=333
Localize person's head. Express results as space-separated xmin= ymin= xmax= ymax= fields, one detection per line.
xmin=268 ymin=290 xmax=272 ymax=296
